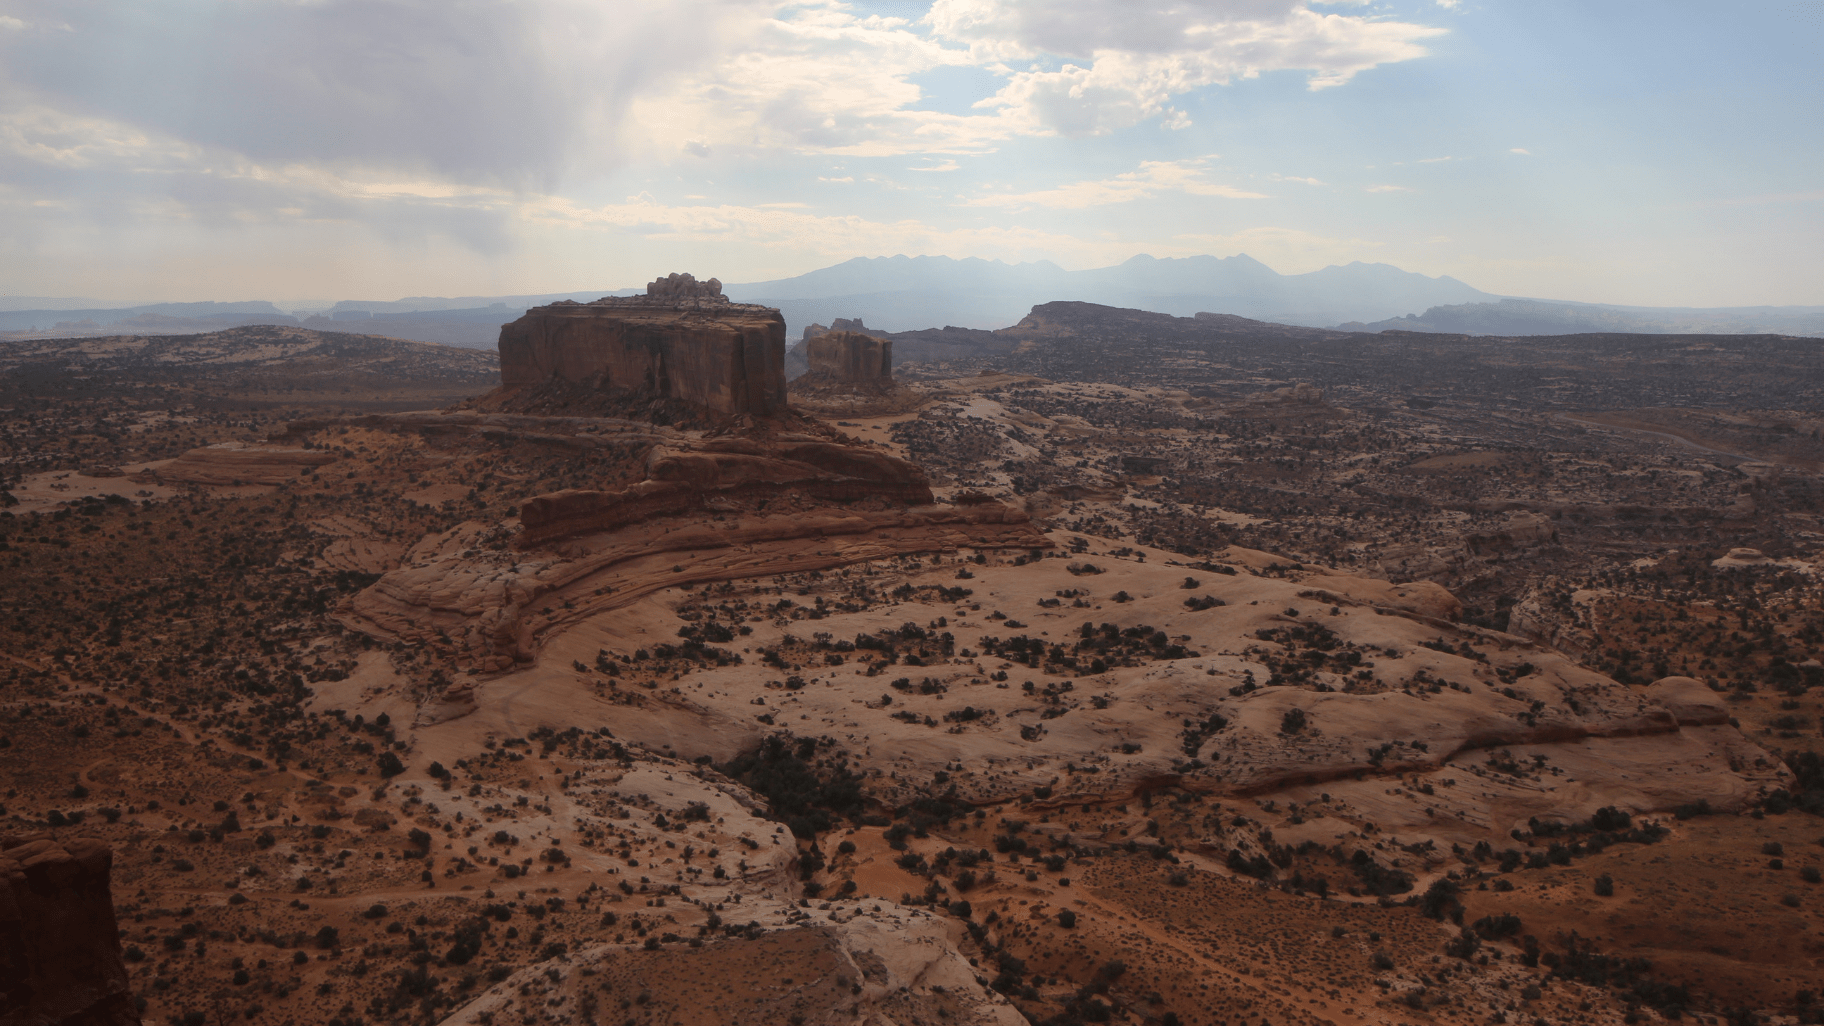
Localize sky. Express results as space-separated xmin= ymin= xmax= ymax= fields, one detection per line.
xmin=0 ymin=0 xmax=1819 ymax=308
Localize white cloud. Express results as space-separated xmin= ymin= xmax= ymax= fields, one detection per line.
xmin=0 ymin=103 xmax=202 ymax=170
xmin=0 ymin=0 xmax=1448 ymax=198
xmin=1435 ymin=0 xmax=1462 ymax=9
xmin=968 ymin=157 xmax=1266 ymax=208
xmin=0 ymin=15 xmax=27 ymax=31
xmin=931 ymin=0 xmax=1446 ymax=137
xmin=625 ymin=1 xmax=1446 ymax=156
xmin=1366 ymin=184 xmax=1413 ymax=193
xmin=625 ymin=3 xmax=1008 ymax=158
xmin=1272 ymin=174 xmax=1326 ymax=185
xmin=1509 ymin=147 xmax=1531 ymax=155
xmin=1417 ymin=155 xmax=1453 ymax=163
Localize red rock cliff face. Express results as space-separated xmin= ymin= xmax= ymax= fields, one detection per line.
xmin=515 ymin=438 xmax=934 ymax=548
xmin=805 ymin=331 xmax=892 ymax=384
xmin=1 ymin=836 xmax=140 ymax=1026
xmin=498 ymin=298 xmax=787 ymax=419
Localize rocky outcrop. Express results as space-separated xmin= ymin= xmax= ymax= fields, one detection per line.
xmin=1 ymin=836 xmax=140 ymax=1026
xmin=800 ymin=316 xmax=870 ymax=343
xmin=1643 ymin=675 xmax=1731 ymax=726
xmin=496 ymin=275 xmax=787 ymax=420
xmin=804 ymin=331 xmax=892 ymax=385
xmin=1301 ymin=573 xmax=1464 ymax=621
xmin=447 ymin=915 xmax=1024 ymax=1026
xmin=141 ymin=442 xmax=338 ymax=485
xmin=643 ymin=271 xmax=723 ymax=300
xmin=1464 ymin=512 xmax=1558 ymax=556
xmin=516 ymin=436 xmax=932 ymax=547
xmin=347 ymin=501 xmax=1047 ymax=670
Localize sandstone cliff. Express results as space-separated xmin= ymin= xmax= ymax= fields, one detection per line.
xmin=0 ymin=836 xmax=139 ymax=1026
xmin=515 ymin=435 xmax=933 ymax=547
xmin=804 ymin=330 xmax=892 ymax=386
xmin=497 ymin=273 xmax=787 ymax=421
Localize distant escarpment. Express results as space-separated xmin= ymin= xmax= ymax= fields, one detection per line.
xmin=493 ymin=273 xmax=787 ymax=422
xmin=1 ymin=836 xmax=140 ymax=1026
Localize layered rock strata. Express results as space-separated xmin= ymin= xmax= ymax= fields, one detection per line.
xmin=804 ymin=330 xmax=893 ymax=385
xmin=0 ymin=836 xmax=139 ymax=1026
xmin=516 ymin=436 xmax=931 ymax=547
xmin=346 ymin=500 xmax=1046 ymax=671
xmin=141 ymin=441 xmax=338 ymax=485
xmin=497 ymin=278 xmax=786 ymax=420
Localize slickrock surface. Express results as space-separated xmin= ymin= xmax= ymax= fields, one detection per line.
xmin=0 ymin=836 xmax=139 ymax=1026
xmin=445 ymin=902 xmax=1022 ymax=1026
xmin=347 ymin=501 xmax=1047 ymax=671
xmin=139 ymin=441 xmax=339 ymax=486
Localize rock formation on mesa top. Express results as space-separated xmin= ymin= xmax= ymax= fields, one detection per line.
xmin=800 ymin=316 xmax=870 ymax=342
xmin=1 ymin=835 xmax=140 ymax=1026
xmin=345 ymin=275 xmax=1047 ymax=669
xmin=805 ymin=330 xmax=892 ymax=386
xmin=496 ymin=272 xmax=786 ymax=420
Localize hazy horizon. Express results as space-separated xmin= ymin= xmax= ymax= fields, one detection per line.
xmin=2 ymin=1 xmax=1819 ymax=309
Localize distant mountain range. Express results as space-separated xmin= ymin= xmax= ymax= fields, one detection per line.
xmin=1339 ymin=297 xmax=1824 ymax=337
xmin=4 ymin=256 xmax=1820 ymax=347
xmin=724 ymin=253 xmax=1492 ymax=334
xmin=0 ymin=301 xmax=296 ymax=336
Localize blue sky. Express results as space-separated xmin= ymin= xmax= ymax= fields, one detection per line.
xmin=0 ymin=0 xmax=1818 ymax=307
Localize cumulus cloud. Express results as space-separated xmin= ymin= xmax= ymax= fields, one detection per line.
xmin=630 ymin=1 xmax=1446 ymax=154
xmin=0 ymin=1 xmax=1449 ymax=287
xmin=931 ymin=0 xmax=1446 ymax=136
xmin=0 ymin=1 xmax=1445 ymax=209
xmin=968 ymin=156 xmax=1266 ymax=208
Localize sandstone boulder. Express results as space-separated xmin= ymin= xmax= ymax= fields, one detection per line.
xmin=1302 ymin=573 xmax=1464 ymax=621
xmin=0 ymin=835 xmax=140 ymax=1026
xmin=1644 ymin=675 xmax=1731 ymax=726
